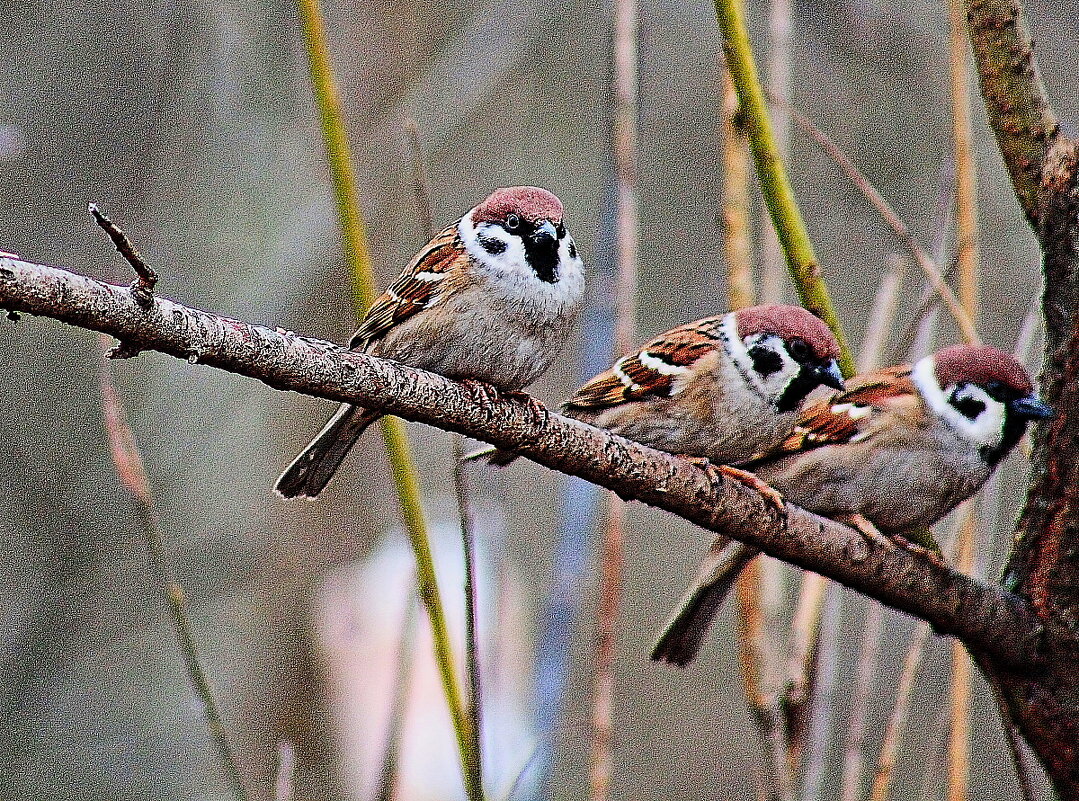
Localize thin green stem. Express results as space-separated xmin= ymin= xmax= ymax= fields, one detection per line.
xmin=296 ymin=0 xmax=376 ymax=308
xmin=295 ymin=2 xmax=480 ymax=797
xmin=713 ymin=0 xmax=854 ymax=376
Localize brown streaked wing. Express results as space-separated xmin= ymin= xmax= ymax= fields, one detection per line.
xmin=349 ymin=225 xmax=463 ymax=350
xmin=761 ymin=364 xmax=916 ymax=456
xmin=563 ymin=317 xmax=724 ymax=410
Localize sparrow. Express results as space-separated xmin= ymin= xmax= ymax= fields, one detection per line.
xmin=275 ymin=186 xmax=585 ymax=498
xmin=652 ymin=344 xmax=1052 ymax=667
xmin=470 ymin=304 xmax=845 ymax=470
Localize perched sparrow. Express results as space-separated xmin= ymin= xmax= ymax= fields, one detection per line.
xmin=276 ymin=186 xmax=585 ymax=498
xmin=653 ymin=344 xmax=1052 ymax=667
xmin=472 ymin=305 xmax=844 ymax=468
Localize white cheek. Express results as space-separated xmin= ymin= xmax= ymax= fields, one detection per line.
xmin=720 ymin=314 xmax=800 ymax=402
xmin=912 ymin=357 xmax=1006 ymax=449
xmin=458 ymin=213 xmax=585 ymax=317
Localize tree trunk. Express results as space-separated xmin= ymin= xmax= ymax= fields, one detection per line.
xmin=965 ymin=0 xmax=1079 ymax=795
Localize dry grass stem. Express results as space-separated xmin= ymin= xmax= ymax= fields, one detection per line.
xmin=947 ymin=9 xmax=979 ymax=794
xmin=98 ymin=336 xmax=249 ymax=801
xmin=722 ymin=68 xmax=755 ymax=312
xmin=274 ymin=742 xmax=296 ymax=801
xmin=839 ymin=601 xmax=884 ymax=801
xmin=783 ymin=572 xmax=827 ymax=770
xmin=868 ymin=621 xmax=932 ymax=801
xmin=589 ymin=0 xmax=639 ymax=796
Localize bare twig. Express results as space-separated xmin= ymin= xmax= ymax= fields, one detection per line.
xmin=947 ymin=513 xmax=976 ymax=801
xmin=0 ymin=256 xmax=1045 ymax=669
xmin=735 ymin=558 xmax=792 ymax=801
xmin=723 ymin=40 xmax=790 ymax=801
xmin=800 ymin=581 xmax=842 ymax=801
xmin=295 ymin=1 xmax=478 ymax=791
xmin=765 ymin=93 xmax=979 ymax=346
xmin=839 ymin=600 xmax=884 ymax=801
xmin=405 ymin=122 xmax=486 ymax=800
xmin=758 ymin=0 xmax=793 ymax=306
xmin=88 ymin=204 xmax=158 ymax=308
xmin=453 ymin=436 xmax=486 ymax=800
xmin=97 ymin=336 xmax=248 ymax=801
xmin=782 ymin=572 xmax=827 ymax=769
xmin=837 ymin=265 xmax=905 ymax=801
xmin=948 ymin=15 xmax=980 ymax=793
xmin=722 ymin=69 xmax=755 ymax=313
xmin=713 ymin=0 xmax=854 ymax=374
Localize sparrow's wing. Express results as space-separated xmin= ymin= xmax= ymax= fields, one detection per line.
xmin=563 ymin=317 xmax=725 ymax=411
xmin=349 ymin=224 xmax=464 ymax=350
xmin=751 ymin=364 xmax=917 ymax=458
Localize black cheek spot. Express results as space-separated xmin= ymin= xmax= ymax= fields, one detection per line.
xmin=568 ymin=241 xmax=578 ymax=259
xmin=952 ymin=394 xmax=986 ymax=421
xmin=748 ymin=345 xmax=783 ymax=377
xmin=479 ymin=235 xmax=506 ymax=255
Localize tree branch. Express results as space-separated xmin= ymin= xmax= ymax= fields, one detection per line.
xmin=0 ymin=254 xmax=1045 ymax=669
xmin=963 ymin=0 xmax=1060 ymax=227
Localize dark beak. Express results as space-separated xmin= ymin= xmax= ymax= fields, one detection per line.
xmin=815 ymin=359 xmax=845 ymax=391
xmin=531 ymin=220 xmax=558 ymax=246
xmin=1011 ymin=395 xmax=1052 ymax=420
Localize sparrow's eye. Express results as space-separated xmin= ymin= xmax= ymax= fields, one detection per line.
xmin=985 ymin=380 xmax=1007 ymax=399
xmin=505 ymin=214 xmax=522 ymax=232
xmin=787 ymin=337 xmax=811 ymax=361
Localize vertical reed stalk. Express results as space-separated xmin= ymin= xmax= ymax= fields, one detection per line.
xmin=835 ymin=258 xmax=905 ymax=801
xmin=589 ymin=0 xmax=639 ymax=796
xmin=947 ymin=1 xmax=979 ymax=795
xmin=868 ymin=622 xmax=933 ymax=801
xmin=295 ymin=3 xmax=478 ymax=796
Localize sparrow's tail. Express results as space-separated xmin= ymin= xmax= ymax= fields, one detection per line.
xmin=461 ymin=444 xmax=520 ymax=467
xmin=651 ymin=537 xmax=761 ymax=667
xmin=275 ymin=403 xmax=382 ymax=498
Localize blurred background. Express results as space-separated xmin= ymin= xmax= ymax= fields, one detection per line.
xmin=0 ymin=0 xmax=1075 ymax=798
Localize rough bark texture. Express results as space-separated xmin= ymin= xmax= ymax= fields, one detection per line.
xmin=0 ymin=254 xmax=1044 ymax=670
xmin=965 ymin=1 xmax=1079 ymax=795
xmin=964 ymin=0 xmax=1060 ymax=224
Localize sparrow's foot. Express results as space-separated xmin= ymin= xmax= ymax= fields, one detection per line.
xmin=717 ymin=463 xmax=786 ymax=515
xmin=461 ymin=379 xmax=500 ymax=406
xmin=842 ymin=513 xmax=897 ymax=552
xmin=889 ymin=531 xmax=947 ymax=567
xmin=505 ymin=389 xmax=549 ymax=419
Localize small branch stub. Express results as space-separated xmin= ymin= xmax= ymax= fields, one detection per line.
xmin=88 ymin=204 xmax=159 ymax=309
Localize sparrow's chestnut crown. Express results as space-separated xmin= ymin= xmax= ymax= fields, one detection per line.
xmin=735 ymin=305 xmax=841 ymax=361
xmin=471 ymin=186 xmax=564 ymax=226
xmin=933 ymin=344 xmax=1034 ymax=395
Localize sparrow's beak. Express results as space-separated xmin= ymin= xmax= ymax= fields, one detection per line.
xmin=1011 ymin=395 xmax=1052 ymax=420
xmin=815 ymin=359 xmax=846 ymax=391
xmin=531 ymin=220 xmax=559 ymax=245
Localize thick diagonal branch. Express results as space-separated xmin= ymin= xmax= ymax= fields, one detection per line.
xmin=0 ymin=255 xmax=1043 ymax=668
xmin=964 ymin=0 xmax=1060 ymax=228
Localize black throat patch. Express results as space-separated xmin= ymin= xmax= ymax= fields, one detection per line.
xmin=775 ymin=366 xmax=821 ymax=414
xmin=524 ymin=229 xmax=560 ymax=283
